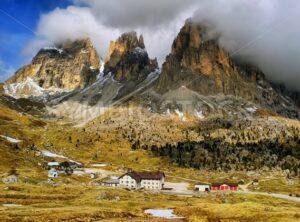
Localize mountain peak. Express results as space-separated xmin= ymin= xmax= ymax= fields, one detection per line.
xmin=105 ymin=32 xmax=145 ymax=63
xmin=156 ymin=21 xmax=235 ymax=93
xmin=104 ymin=32 xmax=157 ymax=82
xmin=171 ymin=20 xmax=204 ymax=59
xmin=6 ymin=38 xmax=100 ymax=96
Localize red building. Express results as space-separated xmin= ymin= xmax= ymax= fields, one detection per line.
xmin=211 ymin=183 xmax=238 ymax=191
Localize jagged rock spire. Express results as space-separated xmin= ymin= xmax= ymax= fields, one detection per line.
xmin=104 ymin=31 xmax=157 ymax=82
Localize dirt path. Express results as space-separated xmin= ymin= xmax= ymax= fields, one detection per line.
xmin=162 ymin=189 xmax=300 ymax=204
xmin=238 ymin=181 xmax=252 ymax=191
xmin=237 ymin=191 xmax=300 ymax=203
xmin=164 ymin=182 xmax=189 ymax=192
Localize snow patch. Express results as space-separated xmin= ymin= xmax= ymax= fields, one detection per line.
xmin=4 ymin=77 xmax=44 ymax=98
xmin=80 ymin=49 xmax=88 ymax=54
xmin=2 ymin=204 xmax=23 ymax=207
xmin=175 ymin=109 xmax=184 ymax=118
xmin=0 ymin=135 xmax=22 ymax=143
xmin=133 ymin=47 xmax=147 ymax=55
xmin=43 ymin=46 xmax=63 ymax=54
xmin=90 ymin=164 xmax=108 ymax=167
xmin=42 ymin=150 xmax=82 ymax=165
xmin=100 ymin=61 xmax=105 ymax=73
xmin=42 ymin=150 xmax=66 ymax=159
xmin=245 ymin=106 xmax=257 ymax=113
xmin=195 ymin=110 xmax=205 ymax=119
xmin=166 ymin=109 xmax=170 ymax=115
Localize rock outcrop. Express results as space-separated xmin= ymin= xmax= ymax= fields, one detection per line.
xmin=104 ymin=32 xmax=158 ymax=82
xmin=7 ymin=38 xmax=100 ymax=91
xmin=0 ymin=83 xmax=4 ymax=95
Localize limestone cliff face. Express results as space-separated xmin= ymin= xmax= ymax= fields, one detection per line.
xmin=156 ymin=21 xmax=249 ymax=96
xmin=104 ymin=32 xmax=158 ymax=82
xmin=156 ymin=21 xmax=263 ymax=97
xmin=7 ymin=38 xmax=100 ymax=91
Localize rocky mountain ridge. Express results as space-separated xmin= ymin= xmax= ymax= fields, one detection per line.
xmin=6 ymin=38 xmax=100 ymax=97
xmin=3 ymin=20 xmax=300 ymax=122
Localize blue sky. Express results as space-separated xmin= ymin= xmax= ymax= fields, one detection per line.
xmin=0 ymin=0 xmax=72 ymax=82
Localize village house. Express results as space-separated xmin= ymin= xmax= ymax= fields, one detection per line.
xmin=252 ymin=179 xmax=259 ymax=186
xmin=119 ymin=171 xmax=165 ymax=190
xmin=48 ymin=168 xmax=58 ymax=178
xmin=211 ymin=182 xmax=238 ymax=191
xmin=194 ymin=183 xmax=211 ymax=192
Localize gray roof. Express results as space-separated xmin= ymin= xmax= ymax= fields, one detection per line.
xmin=103 ymin=179 xmax=119 ymax=184
xmin=195 ymin=183 xmax=210 ymax=186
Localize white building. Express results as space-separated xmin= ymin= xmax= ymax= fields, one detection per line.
xmin=119 ymin=171 xmax=165 ymax=190
xmin=195 ymin=183 xmax=211 ymax=192
xmin=48 ymin=168 xmax=58 ymax=178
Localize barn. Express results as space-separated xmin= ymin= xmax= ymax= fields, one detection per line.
xmin=211 ymin=183 xmax=238 ymax=191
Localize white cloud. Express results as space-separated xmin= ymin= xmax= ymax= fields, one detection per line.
xmin=25 ymin=4 xmax=195 ymax=65
xmin=74 ymin=0 xmax=198 ymax=29
xmin=24 ymin=6 xmax=120 ymax=60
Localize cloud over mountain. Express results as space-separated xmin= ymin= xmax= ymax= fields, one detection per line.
xmin=192 ymin=0 xmax=300 ymax=91
xmin=75 ymin=0 xmax=198 ymax=29
xmin=25 ymin=0 xmax=300 ymax=91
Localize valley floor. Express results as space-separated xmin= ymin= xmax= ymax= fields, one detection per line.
xmin=1 ymin=183 xmax=300 ymax=222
